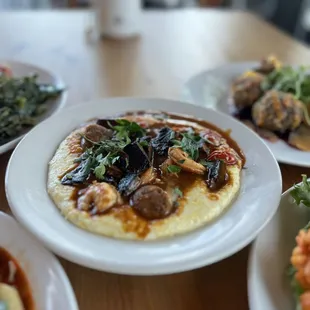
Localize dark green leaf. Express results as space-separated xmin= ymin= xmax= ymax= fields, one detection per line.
xmin=177 ymin=131 xmax=203 ymax=161
xmin=167 ymin=165 xmax=181 ymax=173
xmin=291 ymin=175 xmax=310 ymax=207
xmin=0 ymin=72 xmax=63 ymax=145
xmin=261 ymin=66 xmax=310 ymax=104
xmin=174 ymin=187 xmax=183 ymax=197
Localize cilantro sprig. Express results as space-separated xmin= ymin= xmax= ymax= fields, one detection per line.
xmin=112 ymin=119 xmax=146 ymax=143
xmin=167 ymin=165 xmax=181 ymax=174
xmin=291 ymin=174 xmax=310 ymax=208
xmin=62 ymin=119 xmax=146 ymax=185
xmin=173 ymin=130 xmax=203 ymax=161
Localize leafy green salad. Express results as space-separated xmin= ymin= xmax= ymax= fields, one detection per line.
xmin=0 ymin=65 xmax=63 ymax=145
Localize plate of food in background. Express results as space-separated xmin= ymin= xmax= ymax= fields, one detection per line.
xmin=183 ymin=56 xmax=310 ymax=167
xmin=5 ymin=98 xmax=281 ymax=275
xmin=248 ymin=175 xmax=310 ymax=310
xmin=0 ymin=212 xmax=78 ymax=310
xmin=0 ymin=60 xmax=66 ymax=154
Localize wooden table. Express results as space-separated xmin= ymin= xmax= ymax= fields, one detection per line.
xmin=0 ymin=9 xmax=309 ymax=310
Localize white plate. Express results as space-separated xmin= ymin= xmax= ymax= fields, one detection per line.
xmin=0 ymin=212 xmax=78 ymax=310
xmin=0 ymin=60 xmax=67 ymax=154
xmin=183 ymin=62 xmax=310 ymax=167
xmin=5 ymin=98 xmax=282 ymax=275
xmin=248 ymin=181 xmax=310 ymax=310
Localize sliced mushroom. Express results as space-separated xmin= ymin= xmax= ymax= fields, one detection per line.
xmin=168 ymin=147 xmax=206 ymax=175
xmin=140 ymin=167 xmax=157 ymax=186
xmin=81 ymin=124 xmax=113 ymax=149
xmin=205 ymin=160 xmax=228 ymax=191
xmin=130 ymin=185 xmax=173 ymax=220
xmin=288 ymin=124 xmax=310 ymax=151
xmin=117 ymin=173 xmax=141 ymax=197
xmin=77 ymin=182 xmax=122 ymax=213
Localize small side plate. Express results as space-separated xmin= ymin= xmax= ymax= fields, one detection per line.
xmin=248 ymin=182 xmax=310 ymax=310
xmin=0 ymin=60 xmax=67 ymax=154
xmin=0 ymin=212 xmax=78 ymax=310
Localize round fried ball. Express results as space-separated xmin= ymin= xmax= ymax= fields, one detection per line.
xmin=231 ymin=71 xmax=264 ymax=110
xmin=252 ymin=90 xmax=304 ymax=132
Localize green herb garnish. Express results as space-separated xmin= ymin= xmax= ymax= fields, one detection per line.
xmin=174 ymin=131 xmax=203 ymax=161
xmin=167 ymin=165 xmax=182 ymax=173
xmin=291 ymin=174 xmax=310 ymax=207
xmin=174 ymin=187 xmax=183 ymax=198
xmin=94 ymin=152 xmax=120 ymax=180
xmin=62 ymin=138 xmax=128 ymax=185
xmin=113 ymin=119 xmax=146 ymax=143
xmin=261 ymin=66 xmax=310 ymax=104
xmin=0 ymin=72 xmax=63 ymax=145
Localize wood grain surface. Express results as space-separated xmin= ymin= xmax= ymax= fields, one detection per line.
xmin=0 ymin=9 xmax=309 ymax=310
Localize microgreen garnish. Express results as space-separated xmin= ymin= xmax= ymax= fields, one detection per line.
xmin=291 ymin=174 xmax=310 ymax=207
xmin=174 ymin=187 xmax=183 ymax=198
xmin=167 ymin=165 xmax=182 ymax=174
xmin=112 ymin=119 xmax=146 ymax=143
xmin=261 ymin=66 xmax=310 ymax=104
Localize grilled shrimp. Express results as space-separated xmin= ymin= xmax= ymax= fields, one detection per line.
xmin=77 ymin=182 xmax=122 ymax=212
xmin=168 ymin=147 xmax=205 ymax=175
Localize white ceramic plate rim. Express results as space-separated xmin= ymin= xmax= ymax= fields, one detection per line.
xmin=0 ymin=212 xmax=78 ymax=310
xmin=183 ymin=61 xmax=310 ymax=168
xmin=247 ymin=182 xmax=305 ymax=310
xmin=0 ymin=59 xmax=67 ymax=154
xmin=5 ymin=97 xmax=282 ymax=275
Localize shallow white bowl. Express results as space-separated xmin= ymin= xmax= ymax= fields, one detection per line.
xmin=183 ymin=62 xmax=310 ymax=167
xmin=0 ymin=212 xmax=78 ymax=310
xmin=248 ymin=181 xmax=310 ymax=310
xmin=0 ymin=60 xmax=66 ymax=154
xmin=5 ymin=98 xmax=282 ymax=275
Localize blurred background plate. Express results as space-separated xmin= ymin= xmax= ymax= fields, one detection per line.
xmin=248 ymin=183 xmax=310 ymax=310
xmin=183 ymin=62 xmax=310 ymax=167
xmin=0 ymin=60 xmax=67 ymax=155
xmin=0 ymin=212 xmax=78 ymax=310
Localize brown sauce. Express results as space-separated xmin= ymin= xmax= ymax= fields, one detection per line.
xmin=110 ymin=205 xmax=151 ymax=238
xmin=66 ymin=111 xmax=244 ymax=238
xmin=0 ymin=247 xmax=34 ymax=310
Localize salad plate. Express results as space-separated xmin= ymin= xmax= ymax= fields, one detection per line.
xmin=183 ymin=59 xmax=310 ymax=167
xmin=0 ymin=60 xmax=66 ymax=154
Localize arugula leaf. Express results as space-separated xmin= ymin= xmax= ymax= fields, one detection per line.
xmin=174 ymin=187 xmax=183 ymax=198
xmin=291 ymin=175 xmax=310 ymax=207
xmin=167 ymin=165 xmax=181 ymax=173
